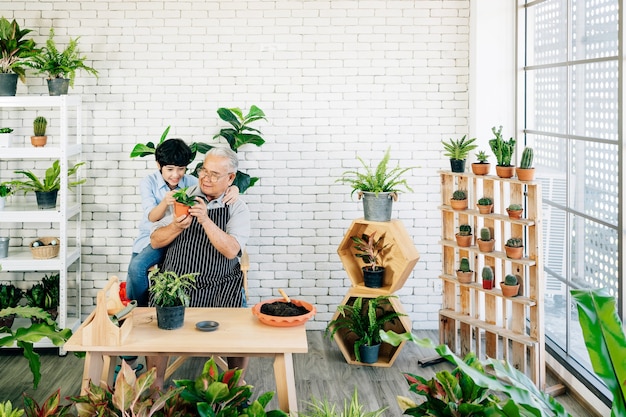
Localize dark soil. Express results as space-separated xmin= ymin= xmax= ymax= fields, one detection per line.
xmin=260 ymin=301 xmax=310 ymax=317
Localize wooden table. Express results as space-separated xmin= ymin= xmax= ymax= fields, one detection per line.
xmin=64 ymin=307 xmax=309 ymax=413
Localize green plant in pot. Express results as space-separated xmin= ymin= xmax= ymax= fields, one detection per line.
xmin=130 ymin=105 xmax=267 ymax=193
xmin=488 ymin=125 xmax=516 ymax=178
xmin=471 ymin=149 xmax=490 ymax=175
xmin=455 ymin=224 xmax=472 ymax=247
xmin=350 ymin=232 xmax=389 ymax=288
xmin=476 ymin=196 xmax=493 ymax=214
xmin=516 ymin=146 xmax=535 ymax=181
xmin=172 ymin=186 xmax=196 ymax=217
xmin=456 ymin=257 xmax=473 ymax=284
xmin=9 ymin=159 xmax=85 ymax=209
xmin=481 ymin=265 xmax=494 ymax=289
xmin=337 ymin=147 xmax=414 ymax=222
xmin=24 ymin=273 xmax=60 ymax=322
xmin=0 ymin=182 xmax=13 ymax=210
xmin=449 ymin=189 xmax=468 ymax=210
xmin=441 ymin=135 xmax=477 ymax=173
xmin=0 ymin=127 xmax=14 ymax=148
xmin=0 ymin=282 xmax=23 ymax=328
xmin=30 ymin=116 xmax=47 ymax=147
xmin=500 ymin=274 xmax=520 ymax=297
xmin=0 ymin=17 xmax=38 ymax=96
xmin=325 ymin=295 xmax=406 ymax=364
xmin=504 ymin=237 xmax=524 ymax=259
xmin=25 ymin=28 xmax=98 ymax=96
xmin=148 ymin=267 xmax=198 ymax=330
xmin=477 ymin=227 xmax=495 ymax=252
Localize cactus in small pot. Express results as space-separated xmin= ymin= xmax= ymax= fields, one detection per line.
xmin=477 ymin=227 xmax=494 ymax=252
xmin=476 ymin=196 xmax=493 ymax=214
xmin=458 ymin=224 xmax=471 ymax=236
xmin=517 ymin=147 xmax=535 ymax=180
xmin=452 ymin=189 xmax=467 ymax=200
xmin=459 ymin=257 xmax=471 ymax=273
xmin=480 ymin=227 xmax=491 ymax=241
xmin=450 ymin=189 xmax=468 ymax=210
xmin=455 ymin=224 xmax=472 ymax=247
xmin=33 ymin=116 xmax=47 ymax=136
xmin=504 ymin=274 xmax=518 ymax=285
xmin=506 ymin=203 xmax=523 ymax=219
xmin=481 ymin=266 xmax=494 ymax=289
xmin=505 ymin=237 xmax=523 ymax=248
xmin=504 ymin=237 xmax=524 ymax=259
xmin=456 ymin=257 xmax=473 ymax=283
xmin=501 ymin=274 xmax=520 ymax=297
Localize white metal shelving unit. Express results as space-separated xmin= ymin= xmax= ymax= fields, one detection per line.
xmin=0 ymin=95 xmax=83 ymax=348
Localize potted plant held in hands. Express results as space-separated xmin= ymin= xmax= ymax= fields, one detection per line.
xmin=351 ymin=232 xmax=389 ymax=288
xmin=488 ymin=125 xmax=516 ymax=178
xmin=337 ymin=147 xmax=414 ymax=222
xmin=172 ymin=186 xmax=196 ymax=217
xmin=9 ymin=159 xmax=86 ymax=209
xmin=441 ymin=135 xmax=477 ymax=173
xmin=325 ymin=295 xmax=406 ymax=364
xmin=148 ymin=267 xmax=198 ymax=330
xmin=26 ymin=28 xmax=98 ymax=96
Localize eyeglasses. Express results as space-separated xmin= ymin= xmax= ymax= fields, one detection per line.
xmin=198 ymin=167 xmax=233 ymax=182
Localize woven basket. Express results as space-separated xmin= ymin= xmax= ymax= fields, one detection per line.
xmin=30 ymin=236 xmax=60 ymax=259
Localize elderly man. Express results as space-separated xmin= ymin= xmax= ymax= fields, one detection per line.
xmin=148 ymin=146 xmax=250 ymax=387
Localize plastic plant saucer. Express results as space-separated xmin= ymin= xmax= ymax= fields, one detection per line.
xmin=195 ymin=321 xmax=219 ymax=332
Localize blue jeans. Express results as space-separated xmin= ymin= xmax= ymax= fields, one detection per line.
xmin=127 ymin=245 xmax=165 ymax=306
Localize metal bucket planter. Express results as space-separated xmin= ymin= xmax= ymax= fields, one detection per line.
xmin=47 ymin=78 xmax=70 ymax=96
xmin=0 ymin=237 xmax=9 ymax=258
xmin=359 ymin=191 xmax=396 ymax=222
xmin=35 ymin=190 xmax=58 ymax=209
xmin=156 ymin=305 xmax=185 ymax=330
xmin=0 ymin=74 xmax=18 ymax=96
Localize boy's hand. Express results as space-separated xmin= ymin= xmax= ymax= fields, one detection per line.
xmin=222 ymin=185 xmax=240 ymax=205
xmin=163 ymin=190 xmax=176 ymax=206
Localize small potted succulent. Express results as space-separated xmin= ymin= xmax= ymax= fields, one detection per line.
xmin=450 ymin=189 xmax=468 ymax=210
xmin=456 ymin=257 xmax=473 ymax=284
xmin=504 ymin=237 xmax=524 ymax=259
xmin=442 ymin=135 xmax=477 ymax=173
xmin=481 ymin=266 xmax=494 ymax=290
xmin=0 ymin=127 xmax=14 ymax=147
xmin=506 ymin=203 xmax=524 ymax=219
xmin=351 ymin=232 xmax=390 ymax=288
xmin=476 ymin=227 xmax=495 ymax=252
xmin=501 ymin=274 xmax=520 ymax=297
xmin=455 ymin=224 xmax=472 ymax=247
xmin=489 ymin=125 xmax=516 ymax=178
xmin=471 ymin=150 xmax=490 ymax=175
xmin=516 ymin=147 xmax=535 ymax=181
xmin=148 ymin=267 xmax=198 ymax=330
xmin=476 ymin=196 xmax=493 ymax=214
xmin=31 ymin=116 xmax=47 ymax=147
xmin=172 ymin=186 xmax=196 ymax=217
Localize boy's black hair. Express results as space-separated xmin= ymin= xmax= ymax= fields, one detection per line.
xmin=155 ymin=138 xmax=193 ymax=167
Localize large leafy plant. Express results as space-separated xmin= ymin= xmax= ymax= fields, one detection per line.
xmin=174 ymin=356 xmax=288 ymax=417
xmin=380 ymin=332 xmax=571 ymax=417
xmin=0 ymin=17 xmax=38 ymax=80
xmin=325 ymin=295 xmax=406 ymax=363
xmin=336 ymin=147 xmax=414 ymax=197
xmin=10 ymin=160 xmax=85 ymax=193
xmin=298 ymin=387 xmax=387 ymax=417
xmin=571 ymin=288 xmax=626 ymax=417
xmin=130 ymin=106 xmax=267 ymax=193
xmin=26 ymin=28 xmax=98 ymax=86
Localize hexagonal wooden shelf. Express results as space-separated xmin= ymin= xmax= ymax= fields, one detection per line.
xmin=337 ymin=219 xmax=420 ymax=293
xmin=330 ymin=290 xmax=411 ymax=367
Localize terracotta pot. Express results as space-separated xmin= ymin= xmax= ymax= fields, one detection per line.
xmin=500 ymin=282 xmax=520 ymax=297
xmin=477 ymin=204 xmax=493 ymax=214
xmin=477 ymin=239 xmax=495 ymax=252
xmin=450 ymin=199 xmax=468 ymax=210
xmin=31 ymin=135 xmax=47 ymax=147
xmin=174 ymin=201 xmax=191 ymax=217
xmin=456 ymin=270 xmax=474 ymax=284
xmin=504 ymin=245 xmax=524 ymax=259
xmin=495 ymin=165 xmax=515 ymax=178
xmin=455 ymin=233 xmax=472 ymax=247
xmin=482 ymin=279 xmax=494 ymax=290
xmin=506 ymin=208 xmax=523 ymax=219
xmin=471 ymin=163 xmax=490 ymax=175
xmin=516 ymin=167 xmax=535 ymax=181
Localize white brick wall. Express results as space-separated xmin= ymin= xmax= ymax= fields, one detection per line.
xmin=1 ymin=0 xmax=471 ymax=331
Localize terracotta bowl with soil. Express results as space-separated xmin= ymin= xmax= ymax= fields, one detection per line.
xmin=252 ymin=298 xmax=316 ymax=327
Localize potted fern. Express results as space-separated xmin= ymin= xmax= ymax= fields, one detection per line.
xmin=325 ymin=295 xmax=406 ymax=364
xmin=148 ymin=267 xmax=198 ymax=330
xmin=350 ymin=232 xmax=389 ymax=288
xmin=337 ymin=147 xmax=414 ymax=221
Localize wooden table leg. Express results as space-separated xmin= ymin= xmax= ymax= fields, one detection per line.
xmin=273 ymin=353 xmax=297 ymax=413
xmin=81 ymin=352 xmax=107 ymax=392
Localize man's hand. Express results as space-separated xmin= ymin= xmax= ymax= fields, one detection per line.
xmin=173 ymin=212 xmax=193 ymax=229
xmin=163 ymin=190 xmax=176 ymax=206
xmin=189 ymin=197 xmax=210 ymax=225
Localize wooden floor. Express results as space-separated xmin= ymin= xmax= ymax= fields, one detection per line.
xmin=0 ymin=330 xmax=592 ymax=416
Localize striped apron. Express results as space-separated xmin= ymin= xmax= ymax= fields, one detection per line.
xmin=161 ymin=206 xmax=243 ymax=307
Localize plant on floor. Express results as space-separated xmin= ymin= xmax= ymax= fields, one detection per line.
xmin=337 ymin=147 xmax=414 ymax=197
xmin=0 ymin=306 xmax=72 ymax=389
xmin=350 ymin=231 xmax=389 ymax=272
xmin=488 ymin=125 xmax=516 ymax=167
xmin=571 ymin=288 xmax=626 ymax=417
xmin=297 ymin=387 xmax=387 ymax=417
xmin=380 ymin=332 xmax=571 ymax=417
xmin=0 ymin=17 xmax=38 ymax=83
xmin=173 ymin=356 xmax=289 ymax=417
xmin=325 ymin=295 xmax=406 ymax=363
xmin=130 ymin=105 xmax=267 ymax=193
xmin=25 ymin=28 xmax=98 ymax=88
xmin=9 ymin=160 xmax=86 ymax=193
xmin=0 ymin=400 xmax=24 ymax=417
xmin=23 ymin=389 xmax=73 ymax=417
